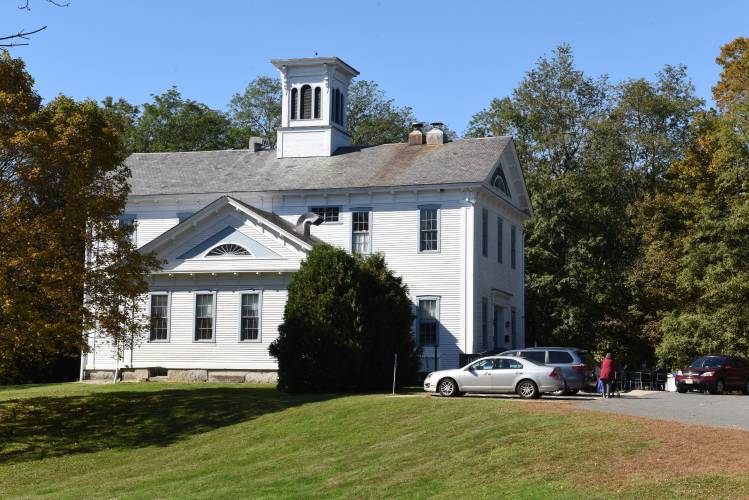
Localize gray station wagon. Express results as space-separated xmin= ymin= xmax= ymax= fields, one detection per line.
xmin=499 ymin=347 xmax=596 ymax=394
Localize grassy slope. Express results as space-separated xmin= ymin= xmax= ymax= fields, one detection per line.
xmin=0 ymin=383 xmax=747 ymax=499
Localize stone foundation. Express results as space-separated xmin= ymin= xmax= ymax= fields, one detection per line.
xmin=121 ymin=368 xmax=150 ymax=383
xmin=167 ymin=369 xmax=208 ymax=382
xmin=86 ymin=370 xmax=115 ymax=381
xmin=83 ymin=368 xmax=277 ymax=384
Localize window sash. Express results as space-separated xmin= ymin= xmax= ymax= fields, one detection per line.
xmin=240 ymin=293 xmax=260 ymax=341
xmin=310 ymin=206 xmax=340 ymax=223
xmin=150 ymin=293 xmax=169 ymax=341
xmin=419 ymin=208 xmax=439 ymax=252
xmin=194 ymin=293 xmax=214 ymax=341
xmin=351 ymin=211 xmax=371 ymax=254
xmin=418 ymin=298 xmax=438 ymax=346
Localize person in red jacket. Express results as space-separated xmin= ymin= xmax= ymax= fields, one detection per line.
xmin=599 ymin=353 xmax=615 ymax=398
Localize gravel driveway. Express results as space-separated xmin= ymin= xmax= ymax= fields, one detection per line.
xmin=577 ymin=390 xmax=749 ymax=431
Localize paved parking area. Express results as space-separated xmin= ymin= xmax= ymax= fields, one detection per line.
xmin=576 ymin=390 xmax=749 ymax=431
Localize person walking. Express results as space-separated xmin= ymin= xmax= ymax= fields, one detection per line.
xmin=599 ymin=353 xmax=615 ymax=399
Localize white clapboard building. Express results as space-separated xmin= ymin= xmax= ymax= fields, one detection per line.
xmin=83 ymin=56 xmax=532 ymax=383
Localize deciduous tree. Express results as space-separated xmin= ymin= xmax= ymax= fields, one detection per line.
xmin=0 ymin=51 xmax=158 ymax=382
xmin=228 ymin=76 xmax=281 ymax=148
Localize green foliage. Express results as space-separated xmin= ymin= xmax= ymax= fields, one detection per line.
xmin=269 ymin=245 xmax=418 ymax=392
xmin=0 ymin=51 xmax=159 ymax=383
xmin=467 ymin=45 xmax=702 ymax=363
xmin=641 ymin=40 xmax=749 ymax=366
xmin=347 ymin=80 xmax=417 ymax=146
xmin=228 ymin=76 xmax=281 ymax=148
xmin=130 ymin=87 xmax=243 ymax=152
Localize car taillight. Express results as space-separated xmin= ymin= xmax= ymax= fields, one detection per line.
xmin=550 ymin=368 xmax=560 ymax=377
xmin=572 ymin=364 xmax=586 ymax=374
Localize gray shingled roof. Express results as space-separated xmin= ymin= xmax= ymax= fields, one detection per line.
xmin=126 ymin=136 xmax=511 ymax=196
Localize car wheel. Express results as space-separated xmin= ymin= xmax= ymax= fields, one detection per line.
xmin=438 ymin=378 xmax=458 ymax=397
xmin=743 ymin=380 xmax=749 ymax=395
xmin=709 ymin=379 xmax=725 ymax=395
xmin=676 ymin=386 xmax=688 ymax=394
xmin=517 ymin=379 xmax=539 ymax=399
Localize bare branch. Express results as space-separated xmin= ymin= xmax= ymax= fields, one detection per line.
xmin=5 ymin=1 xmax=68 ymax=47
xmin=0 ymin=26 xmax=47 ymax=42
xmin=17 ymin=0 xmax=69 ymax=10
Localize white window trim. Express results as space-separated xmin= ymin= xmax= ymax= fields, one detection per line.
xmin=308 ymin=205 xmax=342 ymax=225
xmin=237 ymin=290 xmax=263 ymax=343
xmin=203 ymin=242 xmax=254 ymax=259
xmin=417 ymin=204 xmax=441 ymax=254
xmin=350 ymin=207 xmax=372 ymax=255
xmin=148 ymin=291 xmax=171 ymax=343
xmin=416 ymin=295 xmax=441 ymax=347
xmin=192 ymin=291 xmax=217 ymax=343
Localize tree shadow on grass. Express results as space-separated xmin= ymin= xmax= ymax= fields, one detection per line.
xmin=0 ymin=386 xmax=337 ymax=464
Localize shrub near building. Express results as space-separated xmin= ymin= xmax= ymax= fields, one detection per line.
xmin=270 ymin=245 xmax=419 ymax=392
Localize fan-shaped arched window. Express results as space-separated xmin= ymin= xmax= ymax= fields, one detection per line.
xmin=491 ymin=165 xmax=511 ymax=197
xmin=300 ymin=85 xmax=312 ymax=119
xmin=291 ymin=88 xmax=298 ymax=119
xmin=206 ymin=244 xmax=252 ymax=257
xmin=314 ymin=86 xmax=321 ymax=119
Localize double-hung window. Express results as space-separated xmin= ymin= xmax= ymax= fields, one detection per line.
xmin=419 ymin=206 xmax=439 ymax=252
xmin=351 ymin=209 xmax=371 ymax=254
xmin=194 ymin=292 xmax=215 ymax=341
xmin=418 ymin=298 xmax=439 ymax=347
xmin=511 ymin=225 xmax=517 ymax=269
xmin=149 ymin=292 xmax=169 ymax=342
xmin=240 ymin=292 xmax=261 ymax=342
xmin=497 ymin=218 xmax=504 ymax=263
xmin=119 ymin=214 xmax=137 ymax=245
xmin=481 ymin=209 xmax=488 ymax=257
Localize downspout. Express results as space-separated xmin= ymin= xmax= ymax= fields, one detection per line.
xmin=464 ymin=190 xmax=476 ymax=356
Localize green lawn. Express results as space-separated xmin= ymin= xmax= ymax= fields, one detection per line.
xmin=0 ymin=383 xmax=746 ymax=499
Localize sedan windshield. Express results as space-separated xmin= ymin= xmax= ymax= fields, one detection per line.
xmin=689 ymin=356 xmax=724 ymax=368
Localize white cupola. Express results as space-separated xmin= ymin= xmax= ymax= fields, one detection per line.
xmin=271 ymin=56 xmax=359 ymax=158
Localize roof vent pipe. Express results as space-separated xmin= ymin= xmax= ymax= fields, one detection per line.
xmin=426 ymin=122 xmax=445 ymax=145
xmin=408 ymin=122 xmax=426 ymax=146
xmin=295 ymin=212 xmax=323 ymax=238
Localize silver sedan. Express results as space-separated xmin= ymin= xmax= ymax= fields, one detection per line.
xmin=423 ymin=356 xmax=564 ymax=399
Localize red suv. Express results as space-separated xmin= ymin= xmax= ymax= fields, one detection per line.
xmin=675 ymin=354 xmax=749 ymax=395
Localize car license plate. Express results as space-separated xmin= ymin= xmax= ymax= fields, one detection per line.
xmin=685 ymin=379 xmax=693 ymax=384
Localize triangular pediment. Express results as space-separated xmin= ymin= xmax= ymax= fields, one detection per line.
xmin=176 ymin=226 xmax=281 ymax=259
xmin=482 ymin=139 xmax=532 ymax=217
xmin=139 ymin=196 xmax=321 ymax=268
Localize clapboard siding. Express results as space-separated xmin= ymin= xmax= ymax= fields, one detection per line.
xmin=88 ymin=183 xmax=527 ymax=373
xmin=472 ymin=190 xmax=526 ymax=353
xmin=274 ymin=191 xmax=468 ymax=369
xmin=86 ymin=276 xmax=288 ymax=370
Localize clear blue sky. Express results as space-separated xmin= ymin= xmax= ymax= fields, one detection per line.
xmin=3 ymin=0 xmax=747 ymax=135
